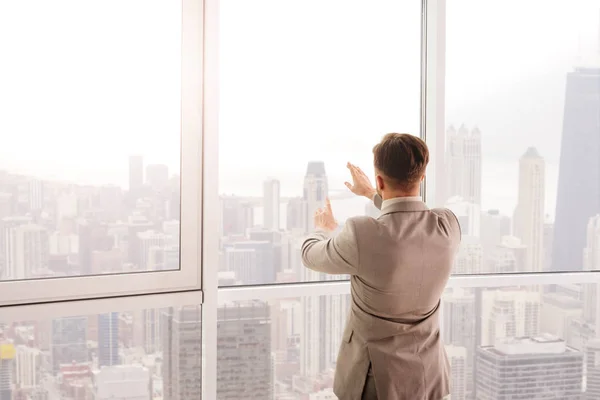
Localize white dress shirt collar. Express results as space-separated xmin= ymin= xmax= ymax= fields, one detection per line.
xmin=381 ymin=196 xmax=423 ymax=210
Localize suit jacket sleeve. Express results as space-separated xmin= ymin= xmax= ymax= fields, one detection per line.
xmin=301 ymin=219 xmax=360 ymax=275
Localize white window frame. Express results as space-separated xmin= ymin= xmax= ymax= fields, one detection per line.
xmin=0 ymin=0 xmax=205 ymax=307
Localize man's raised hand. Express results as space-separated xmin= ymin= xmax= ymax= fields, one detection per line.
xmin=344 ymin=162 xmax=376 ymax=199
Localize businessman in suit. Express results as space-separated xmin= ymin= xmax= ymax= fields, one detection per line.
xmin=301 ymin=133 xmax=460 ymax=400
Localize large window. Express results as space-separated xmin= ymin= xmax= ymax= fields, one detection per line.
xmin=3 ymin=1 xmax=600 ymax=399
xmin=0 ymin=0 xmax=204 ymax=305
xmin=218 ymin=0 xmax=422 ymax=286
xmin=0 ymin=294 xmax=202 ymax=400
xmin=428 ymin=0 xmax=600 ymax=274
xmin=217 ymin=282 xmax=599 ymax=399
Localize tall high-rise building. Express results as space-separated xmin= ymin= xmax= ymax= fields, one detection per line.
xmin=442 ymin=288 xmax=475 ymax=398
xmin=543 ymin=218 xmax=554 ymax=272
xmin=513 ymin=148 xmax=545 ymax=273
xmin=475 ymin=336 xmax=583 ymax=399
xmin=552 ymin=67 xmax=600 ymax=272
xmin=452 ymin=237 xmax=483 ymax=274
xmin=51 ymin=316 xmax=88 ymax=373
xmin=303 ymin=161 xmax=328 ymax=232
xmin=28 ymin=179 xmax=43 ymax=212
xmin=79 ymin=220 xmax=114 ymax=275
xmin=445 ymin=345 xmax=467 ymax=400
xmin=136 ymin=230 xmax=170 ymax=271
xmin=300 ymin=290 xmax=350 ymax=381
xmin=217 ymin=301 xmax=272 ymax=400
xmin=128 ymin=155 xmax=144 ymax=195
xmin=98 ymin=312 xmax=119 ymax=368
xmin=445 ymin=197 xmax=481 ymax=237
xmin=15 ymin=345 xmax=41 ymax=390
xmin=224 ymin=247 xmax=256 ymax=283
xmin=582 ymin=215 xmax=600 ymax=331
xmin=485 ymin=289 xmax=541 ymax=346
xmin=286 ymin=197 xmax=308 ymax=233
xmin=446 ymin=125 xmax=482 ymax=205
xmin=14 ymin=223 xmax=49 ymax=279
xmin=263 ymin=179 xmax=280 ymax=231
xmin=488 ymin=236 xmax=527 ymax=274
xmin=232 ymin=240 xmax=275 ymax=284
xmin=0 ymin=216 xmax=31 ymax=280
xmin=162 ymin=306 xmax=202 ymax=400
xmin=586 ymin=338 xmax=600 ymax=399
xmin=481 ymin=210 xmax=511 ymax=258
xmin=0 ymin=341 xmax=15 ymax=400
xmin=142 ymin=309 xmax=161 ymax=354
xmin=220 ymin=196 xmax=254 ymax=237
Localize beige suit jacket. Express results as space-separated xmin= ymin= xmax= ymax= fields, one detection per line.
xmin=301 ymin=195 xmax=460 ymax=400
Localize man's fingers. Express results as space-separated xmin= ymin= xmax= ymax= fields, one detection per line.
xmin=326 ymin=197 xmax=333 ymax=211
xmin=344 ymin=181 xmax=353 ymax=189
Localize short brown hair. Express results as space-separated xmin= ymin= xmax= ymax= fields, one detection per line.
xmin=372 ymin=133 xmax=429 ymax=191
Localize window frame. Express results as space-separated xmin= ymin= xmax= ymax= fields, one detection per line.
xmin=0 ymin=0 xmax=205 ymax=307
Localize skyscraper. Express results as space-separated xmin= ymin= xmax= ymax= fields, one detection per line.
xmin=0 ymin=216 xmax=31 ymax=280
xmin=162 ymin=306 xmax=202 ymax=400
xmin=481 ymin=210 xmax=511 ymax=258
xmin=452 ymin=236 xmax=483 ymax=274
xmin=220 ymin=196 xmax=254 ymax=237
xmin=303 ymin=161 xmax=328 ymax=232
xmin=552 ymin=67 xmax=600 ymax=271
xmin=217 ymin=301 xmax=272 ymax=400
xmin=582 ymin=215 xmax=600 ymax=331
xmin=442 ymin=288 xmax=475 ymax=398
xmin=51 ymin=316 xmax=88 ymax=373
xmin=0 ymin=341 xmax=14 ymax=400
xmin=485 ymin=289 xmax=541 ymax=346
xmin=513 ymin=148 xmax=545 ymax=273
xmin=136 ymin=230 xmax=170 ymax=271
xmin=586 ymin=338 xmax=600 ymax=399
xmin=286 ymin=197 xmax=308 ymax=233
xmin=446 ymin=125 xmax=482 ymax=205
xmin=445 ymin=345 xmax=467 ymax=400
xmin=263 ymin=178 xmax=280 ymax=231
xmin=98 ymin=312 xmax=119 ymax=368
xmin=224 ymin=247 xmax=256 ymax=283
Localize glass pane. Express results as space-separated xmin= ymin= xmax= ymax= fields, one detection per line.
xmin=432 ymin=0 xmax=600 ymax=273
xmin=0 ymin=1 xmax=182 ymax=281
xmin=0 ymin=303 xmax=201 ymax=399
xmin=219 ymin=0 xmax=421 ymax=286
xmin=218 ymin=284 xmax=594 ymax=398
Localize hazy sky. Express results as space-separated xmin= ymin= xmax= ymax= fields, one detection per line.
xmin=1 ymin=0 xmax=599 ymax=216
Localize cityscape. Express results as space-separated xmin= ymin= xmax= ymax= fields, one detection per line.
xmin=2 ymin=2 xmax=600 ymax=400
xmin=2 ymin=58 xmax=600 ymax=398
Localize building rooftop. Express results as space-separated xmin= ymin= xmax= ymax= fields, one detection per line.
xmin=522 ymin=147 xmax=541 ymax=159
xmin=482 ymin=334 xmax=578 ymax=356
xmin=305 ymin=161 xmax=326 ymax=176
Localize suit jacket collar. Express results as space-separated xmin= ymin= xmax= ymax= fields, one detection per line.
xmin=379 ymin=199 xmax=429 ymax=217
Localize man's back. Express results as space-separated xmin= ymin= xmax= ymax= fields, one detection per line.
xmin=302 ymin=196 xmax=460 ymax=399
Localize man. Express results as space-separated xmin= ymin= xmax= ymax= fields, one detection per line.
xmin=301 ymin=133 xmax=460 ymax=400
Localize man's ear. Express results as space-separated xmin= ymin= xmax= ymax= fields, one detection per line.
xmin=376 ymin=175 xmax=385 ymax=191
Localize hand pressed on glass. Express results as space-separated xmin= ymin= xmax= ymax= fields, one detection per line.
xmin=314 ymin=197 xmax=338 ymax=232
xmin=345 ymin=162 xmax=377 ymax=199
